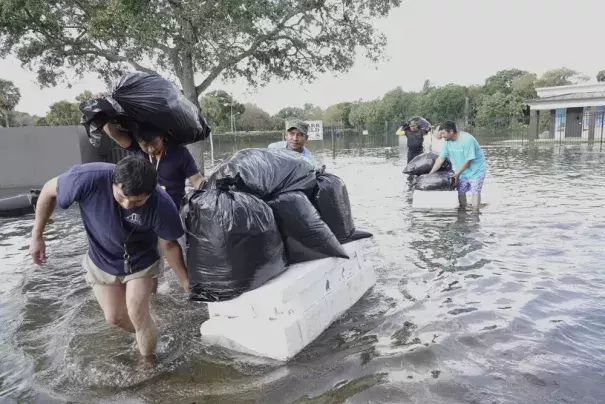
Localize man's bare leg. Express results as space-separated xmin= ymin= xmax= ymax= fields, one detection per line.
xmin=93 ymin=284 xmax=135 ymax=333
xmin=458 ymin=193 xmax=467 ymax=210
xmin=471 ymin=193 xmax=481 ymax=212
xmin=125 ymin=276 xmax=157 ymax=357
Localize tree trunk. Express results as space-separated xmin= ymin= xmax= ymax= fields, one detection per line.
xmin=177 ymin=26 xmax=206 ymax=176
xmin=2 ymin=110 xmax=9 ymax=127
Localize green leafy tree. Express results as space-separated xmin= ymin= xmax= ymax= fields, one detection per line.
xmin=379 ymin=87 xmax=420 ymax=123
xmin=597 ymin=70 xmax=605 ymax=83
xmin=511 ymin=73 xmax=538 ymax=100
xmin=302 ymin=103 xmax=323 ymax=121
xmin=275 ymin=107 xmax=306 ymax=121
xmin=475 ymin=92 xmax=525 ymax=128
xmin=323 ymin=102 xmax=353 ymax=127
xmin=419 ymin=84 xmax=467 ymax=124
xmin=45 ymin=101 xmax=81 ymax=126
xmin=0 ymin=79 xmax=21 ymax=127
xmin=75 ymin=90 xmax=95 ymax=103
xmin=200 ymin=90 xmax=244 ymax=132
xmin=348 ymin=100 xmax=382 ymax=127
xmin=238 ymin=103 xmax=272 ymax=131
xmin=0 ymin=0 xmax=402 ymax=107
xmin=9 ymin=111 xmax=37 ymax=127
xmin=484 ymin=69 xmax=529 ymax=96
xmin=535 ymin=67 xmax=589 ymax=87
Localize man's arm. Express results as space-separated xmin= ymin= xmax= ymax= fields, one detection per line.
xmin=454 ymin=160 xmax=472 ymax=177
xmin=30 ymin=177 xmax=58 ymax=265
xmin=103 ymin=123 xmax=133 ymax=149
xmin=429 ymin=157 xmax=445 ymax=174
xmin=159 ymin=239 xmax=189 ymax=293
xmin=188 ymin=173 xmax=206 ymax=189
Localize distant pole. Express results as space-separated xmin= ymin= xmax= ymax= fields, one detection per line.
xmin=230 ymin=93 xmax=234 ymax=132
xmin=331 ymin=124 xmax=336 ymax=160
xmin=599 ymin=111 xmax=605 ymax=152
xmin=464 ymin=96 xmax=470 ymax=129
xmin=209 ymin=132 xmax=214 ymax=167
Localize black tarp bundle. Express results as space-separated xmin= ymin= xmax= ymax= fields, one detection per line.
xmin=414 ymin=171 xmax=456 ymax=191
xmin=403 ymin=152 xmax=452 ymax=176
xmin=182 ymin=186 xmax=287 ymax=302
xmin=79 ymin=72 xmax=211 ymax=146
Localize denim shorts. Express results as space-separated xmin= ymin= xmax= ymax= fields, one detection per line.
xmin=458 ymin=175 xmax=486 ymax=195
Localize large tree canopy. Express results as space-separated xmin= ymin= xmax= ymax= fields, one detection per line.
xmin=0 ymin=0 xmax=402 ymax=105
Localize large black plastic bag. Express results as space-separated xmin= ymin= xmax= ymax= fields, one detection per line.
xmin=182 ymin=188 xmax=287 ymax=302
xmin=106 ymin=72 xmax=211 ymax=145
xmin=313 ymin=171 xmax=355 ymax=242
xmin=267 ymin=192 xmax=349 ymax=265
xmin=208 ymin=148 xmax=317 ymax=199
xmin=414 ymin=171 xmax=455 ymax=191
xmin=403 ymin=152 xmax=452 ymax=176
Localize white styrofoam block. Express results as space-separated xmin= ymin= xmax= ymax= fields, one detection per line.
xmin=199 ymin=238 xmax=377 ymax=361
xmin=412 ymin=190 xmax=460 ymax=209
xmin=205 ymin=239 xmax=370 ymax=319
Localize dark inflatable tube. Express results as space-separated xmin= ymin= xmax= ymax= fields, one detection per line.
xmin=0 ymin=189 xmax=41 ymax=218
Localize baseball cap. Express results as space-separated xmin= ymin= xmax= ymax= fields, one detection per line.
xmin=286 ymin=119 xmax=309 ymax=135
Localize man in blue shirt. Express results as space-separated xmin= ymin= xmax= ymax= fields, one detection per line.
xmin=429 ymin=121 xmax=487 ymax=212
xmin=29 ymin=155 xmax=189 ymax=360
xmin=268 ymin=119 xmax=315 ymax=165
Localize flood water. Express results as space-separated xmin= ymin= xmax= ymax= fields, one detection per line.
xmin=2 ymin=144 xmax=605 ymax=403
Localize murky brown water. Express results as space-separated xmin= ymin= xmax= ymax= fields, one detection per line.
xmin=2 ymin=144 xmax=605 ymax=403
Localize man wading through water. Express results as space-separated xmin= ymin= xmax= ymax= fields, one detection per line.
xmin=396 ymin=117 xmax=431 ymax=163
xmin=29 ymin=155 xmax=189 ymax=362
xmin=101 ymin=120 xmax=205 ymax=293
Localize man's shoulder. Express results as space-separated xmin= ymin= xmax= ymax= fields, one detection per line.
xmin=63 ymin=162 xmax=115 ymax=179
xmin=460 ymin=131 xmax=478 ymax=142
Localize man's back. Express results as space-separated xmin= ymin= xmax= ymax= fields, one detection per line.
xmin=441 ymin=132 xmax=487 ymax=179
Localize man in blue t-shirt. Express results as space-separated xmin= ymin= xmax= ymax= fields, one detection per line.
xmin=29 ymin=155 xmax=189 ymax=360
xmin=428 ymin=120 xmax=487 ymax=212
xmin=268 ymin=119 xmax=316 ymax=166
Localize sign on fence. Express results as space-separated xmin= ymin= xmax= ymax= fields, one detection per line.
xmin=305 ymin=120 xmax=323 ymax=140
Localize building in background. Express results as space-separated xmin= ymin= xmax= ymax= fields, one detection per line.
xmin=526 ymin=83 xmax=605 ymax=141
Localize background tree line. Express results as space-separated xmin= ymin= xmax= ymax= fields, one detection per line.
xmin=2 ymin=67 xmax=604 ymax=131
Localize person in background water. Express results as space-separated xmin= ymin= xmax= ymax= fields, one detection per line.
xmin=429 ymin=120 xmax=487 ymax=212
xmin=102 ymin=122 xmax=206 ymax=208
xmin=396 ymin=117 xmax=430 ymax=163
xmin=29 ymin=155 xmax=189 ymax=362
xmin=268 ymin=119 xmax=316 ymax=165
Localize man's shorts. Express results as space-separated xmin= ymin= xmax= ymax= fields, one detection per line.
xmin=83 ymin=254 xmax=163 ymax=286
xmin=458 ymin=175 xmax=486 ymax=195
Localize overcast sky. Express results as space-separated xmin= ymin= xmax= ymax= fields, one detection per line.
xmin=2 ymin=0 xmax=605 ymax=117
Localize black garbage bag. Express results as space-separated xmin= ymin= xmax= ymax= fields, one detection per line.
xmin=208 ymin=148 xmax=317 ymax=199
xmin=267 ymin=191 xmax=349 ymax=265
xmin=403 ymin=152 xmax=452 ymax=175
xmin=106 ymin=72 xmax=211 ymax=145
xmin=313 ymin=170 xmax=355 ymax=242
xmin=79 ymin=98 xmax=137 ymax=147
xmin=414 ymin=171 xmax=456 ymax=191
xmin=182 ymin=187 xmax=287 ymax=302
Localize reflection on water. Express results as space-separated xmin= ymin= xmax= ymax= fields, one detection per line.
xmin=2 ymin=145 xmax=605 ymax=403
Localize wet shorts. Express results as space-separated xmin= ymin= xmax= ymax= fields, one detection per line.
xmin=458 ymin=175 xmax=486 ymax=195
xmin=82 ymin=254 xmax=163 ymax=286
